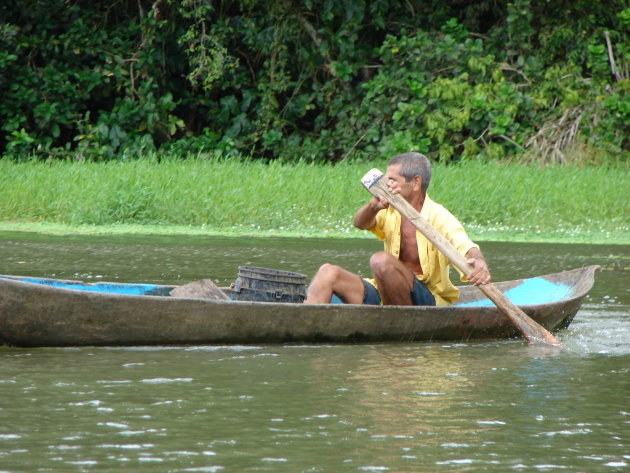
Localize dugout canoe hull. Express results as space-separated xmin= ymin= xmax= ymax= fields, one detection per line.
xmin=0 ymin=266 xmax=599 ymax=347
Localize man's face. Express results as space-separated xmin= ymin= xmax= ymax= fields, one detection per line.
xmin=385 ymin=163 xmax=418 ymax=200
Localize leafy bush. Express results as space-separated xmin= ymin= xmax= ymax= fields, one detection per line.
xmin=0 ymin=0 xmax=627 ymax=163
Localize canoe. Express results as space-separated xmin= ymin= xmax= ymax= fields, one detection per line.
xmin=0 ymin=265 xmax=599 ymax=347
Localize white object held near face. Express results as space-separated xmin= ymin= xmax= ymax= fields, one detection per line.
xmin=361 ymin=168 xmax=384 ymax=189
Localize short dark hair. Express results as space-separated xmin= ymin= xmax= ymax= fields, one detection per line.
xmin=388 ymin=152 xmax=432 ymax=193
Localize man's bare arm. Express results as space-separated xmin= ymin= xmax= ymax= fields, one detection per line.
xmin=353 ymin=197 xmax=388 ymax=230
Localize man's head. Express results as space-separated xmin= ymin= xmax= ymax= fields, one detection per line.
xmin=388 ymin=152 xmax=432 ymax=194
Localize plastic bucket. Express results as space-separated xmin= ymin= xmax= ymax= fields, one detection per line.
xmin=231 ymin=266 xmax=307 ymax=303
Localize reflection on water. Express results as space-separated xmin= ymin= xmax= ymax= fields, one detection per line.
xmin=1 ymin=344 xmax=628 ymax=472
xmin=0 ymin=232 xmax=628 ymax=472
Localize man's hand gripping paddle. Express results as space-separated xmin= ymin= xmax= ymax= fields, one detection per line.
xmin=361 ymin=168 xmax=561 ymax=347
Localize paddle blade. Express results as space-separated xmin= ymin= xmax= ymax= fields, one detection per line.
xmin=479 ymin=284 xmax=561 ymax=346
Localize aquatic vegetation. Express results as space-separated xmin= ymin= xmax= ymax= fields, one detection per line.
xmin=0 ymin=158 xmax=627 ymax=244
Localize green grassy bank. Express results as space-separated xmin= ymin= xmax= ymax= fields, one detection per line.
xmin=1 ymin=158 xmax=628 ymax=244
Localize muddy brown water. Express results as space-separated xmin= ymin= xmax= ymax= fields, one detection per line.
xmin=0 ymin=232 xmax=628 ymax=472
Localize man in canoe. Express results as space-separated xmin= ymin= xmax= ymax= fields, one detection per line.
xmin=304 ymin=152 xmax=491 ymax=306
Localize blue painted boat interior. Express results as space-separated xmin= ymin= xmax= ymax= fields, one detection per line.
xmin=455 ymin=278 xmax=571 ymax=307
xmin=0 ymin=276 xmax=171 ymax=296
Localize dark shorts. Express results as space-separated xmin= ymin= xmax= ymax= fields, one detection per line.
xmin=362 ymin=278 xmax=436 ymax=306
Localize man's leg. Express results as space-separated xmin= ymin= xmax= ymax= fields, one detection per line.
xmin=369 ymin=252 xmax=415 ymax=305
xmin=304 ymin=263 xmax=365 ymax=304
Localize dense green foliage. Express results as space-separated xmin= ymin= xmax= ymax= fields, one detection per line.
xmin=1 ymin=159 xmax=628 ymax=243
xmin=1 ymin=1 xmax=628 ymax=163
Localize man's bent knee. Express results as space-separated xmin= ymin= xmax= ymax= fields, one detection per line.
xmin=369 ymin=252 xmax=398 ymax=278
xmin=314 ymin=263 xmax=342 ymax=281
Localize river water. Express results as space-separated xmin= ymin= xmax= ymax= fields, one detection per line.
xmin=0 ymin=232 xmax=628 ymax=472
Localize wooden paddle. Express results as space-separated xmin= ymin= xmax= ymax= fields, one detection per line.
xmin=361 ymin=168 xmax=561 ymax=347
xmin=169 ymin=279 xmax=231 ymax=300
